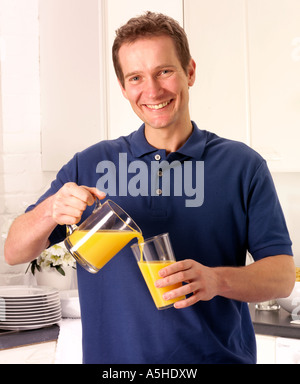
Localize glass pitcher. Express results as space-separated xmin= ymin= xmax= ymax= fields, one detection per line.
xmin=64 ymin=199 xmax=142 ymax=273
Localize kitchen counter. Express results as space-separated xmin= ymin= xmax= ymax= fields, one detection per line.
xmin=0 ymin=324 xmax=59 ymax=351
xmin=249 ymin=303 xmax=300 ymax=339
xmin=0 ymin=305 xmax=299 ymax=358
xmin=0 ymin=319 xmax=82 ymax=364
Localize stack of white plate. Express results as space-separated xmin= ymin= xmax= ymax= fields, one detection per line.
xmin=0 ymin=285 xmax=61 ymax=331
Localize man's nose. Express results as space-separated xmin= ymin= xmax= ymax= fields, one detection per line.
xmin=144 ymin=77 xmax=163 ymax=99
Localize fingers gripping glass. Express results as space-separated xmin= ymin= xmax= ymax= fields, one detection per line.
xmin=131 ymin=233 xmax=185 ymax=310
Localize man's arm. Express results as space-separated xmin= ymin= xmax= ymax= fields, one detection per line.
xmin=4 ymin=183 xmax=105 ymax=266
xmin=155 ymin=255 xmax=296 ymax=308
xmin=4 ymin=196 xmax=56 ymax=265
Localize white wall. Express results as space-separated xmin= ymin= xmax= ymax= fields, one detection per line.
xmin=0 ymin=0 xmax=47 ymax=284
xmin=0 ymin=0 xmax=299 ymax=285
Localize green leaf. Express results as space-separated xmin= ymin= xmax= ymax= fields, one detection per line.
xmin=31 ymin=260 xmax=38 ymax=275
xmin=56 ymin=266 xmax=65 ymax=276
xmin=25 ymin=263 xmax=31 ymax=274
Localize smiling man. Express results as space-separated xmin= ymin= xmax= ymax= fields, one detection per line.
xmin=5 ymin=12 xmax=295 ymax=364
xmin=118 ymin=36 xmax=195 ymax=152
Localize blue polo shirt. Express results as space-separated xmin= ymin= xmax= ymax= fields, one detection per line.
xmin=28 ymin=122 xmax=293 ymax=364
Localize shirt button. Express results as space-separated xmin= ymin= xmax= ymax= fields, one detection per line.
xmin=156 ymin=188 xmax=162 ymax=196
xmin=157 ymin=170 xmax=163 ymax=177
xmin=154 ymin=154 xmax=161 ymax=161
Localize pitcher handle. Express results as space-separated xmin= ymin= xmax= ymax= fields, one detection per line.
xmin=66 ymin=224 xmax=77 ymax=236
xmin=66 ymin=197 xmax=102 ymax=236
xmin=93 ymin=196 xmax=102 ymax=211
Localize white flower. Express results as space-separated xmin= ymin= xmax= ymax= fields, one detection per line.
xmin=34 ymin=242 xmax=76 ymax=273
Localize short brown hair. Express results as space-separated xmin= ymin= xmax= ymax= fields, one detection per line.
xmin=112 ymin=11 xmax=192 ymax=87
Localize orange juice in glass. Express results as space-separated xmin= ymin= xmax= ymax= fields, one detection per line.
xmin=131 ymin=233 xmax=185 ymax=310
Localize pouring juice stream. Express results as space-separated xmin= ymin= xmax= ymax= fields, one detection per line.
xmin=67 ymin=227 xmax=184 ymax=308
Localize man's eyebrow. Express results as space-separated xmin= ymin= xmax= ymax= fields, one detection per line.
xmin=124 ymin=71 xmax=141 ymax=80
xmin=124 ymin=65 xmax=178 ymax=80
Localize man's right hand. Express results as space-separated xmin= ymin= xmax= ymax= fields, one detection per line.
xmin=4 ymin=183 xmax=106 ymax=266
xmin=51 ymin=182 xmax=106 ymax=225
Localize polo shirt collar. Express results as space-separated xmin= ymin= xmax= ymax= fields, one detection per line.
xmin=130 ymin=124 xmax=157 ymax=158
xmin=130 ymin=121 xmax=207 ymax=161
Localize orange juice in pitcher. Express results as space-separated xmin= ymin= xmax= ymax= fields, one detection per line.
xmin=64 ymin=200 xmax=142 ymax=273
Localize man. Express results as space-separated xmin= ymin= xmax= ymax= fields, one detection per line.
xmin=5 ymin=12 xmax=295 ymax=364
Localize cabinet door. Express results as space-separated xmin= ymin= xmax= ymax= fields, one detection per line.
xmin=276 ymin=337 xmax=300 ymax=364
xmin=40 ymin=0 xmax=103 ymax=171
xmin=247 ymin=0 xmax=300 ymax=172
xmin=105 ymin=0 xmax=183 ymax=140
xmin=184 ymin=0 xmax=249 ymax=143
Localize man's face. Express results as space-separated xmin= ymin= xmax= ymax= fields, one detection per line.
xmin=118 ymin=35 xmax=196 ymax=132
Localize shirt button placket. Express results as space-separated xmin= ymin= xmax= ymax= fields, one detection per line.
xmin=154 ymin=154 xmax=162 ymax=195
xmin=151 ymin=152 xmax=167 ymax=217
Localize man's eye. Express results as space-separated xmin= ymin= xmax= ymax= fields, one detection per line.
xmin=158 ymin=70 xmax=172 ymax=77
xmin=130 ymin=76 xmax=140 ymax=82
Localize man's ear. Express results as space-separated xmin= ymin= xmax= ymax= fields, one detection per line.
xmin=187 ymin=59 xmax=196 ymax=87
xmin=118 ymin=78 xmax=128 ymax=100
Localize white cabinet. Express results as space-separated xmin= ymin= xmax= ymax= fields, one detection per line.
xmin=247 ymin=0 xmax=300 ymax=172
xmin=184 ymin=0 xmax=250 ymax=144
xmin=256 ymin=335 xmax=300 ymax=364
xmin=184 ymin=0 xmax=300 ymax=172
xmin=256 ymin=334 xmax=276 ymax=364
xmin=276 ymin=337 xmax=300 ymax=364
xmin=40 ymin=0 xmax=104 ymax=171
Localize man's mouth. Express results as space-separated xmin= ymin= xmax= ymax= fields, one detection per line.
xmin=144 ymin=100 xmax=173 ymax=110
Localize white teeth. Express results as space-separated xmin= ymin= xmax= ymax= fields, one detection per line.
xmin=146 ymin=101 xmax=170 ymax=110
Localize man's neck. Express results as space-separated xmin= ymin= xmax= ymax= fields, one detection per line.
xmin=144 ymin=121 xmax=193 ymax=154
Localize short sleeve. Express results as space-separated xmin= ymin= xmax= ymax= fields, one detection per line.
xmin=247 ymin=160 xmax=293 ymax=260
